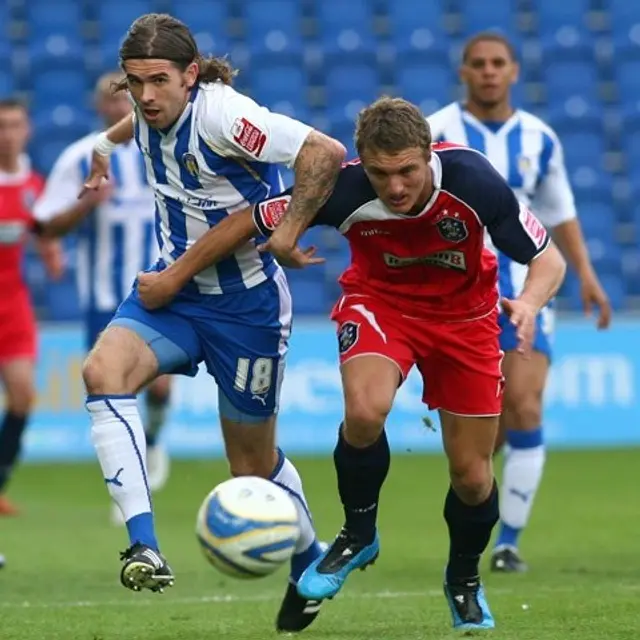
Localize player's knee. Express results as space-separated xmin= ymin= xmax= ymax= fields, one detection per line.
xmin=449 ymin=458 xmax=493 ymax=506
xmin=82 ymin=351 xmax=127 ymax=395
xmin=504 ymin=395 xmax=542 ymax=430
xmin=344 ymin=394 xmax=391 ymax=447
xmin=5 ymin=383 xmax=35 ymax=415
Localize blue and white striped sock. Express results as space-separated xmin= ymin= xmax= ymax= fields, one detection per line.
xmin=270 ymin=448 xmax=322 ymax=583
xmin=87 ymin=394 xmax=159 ymax=551
xmin=495 ymin=427 xmax=545 ymax=550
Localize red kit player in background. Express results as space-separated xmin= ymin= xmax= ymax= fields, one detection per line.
xmin=0 ymin=98 xmax=63 ymax=515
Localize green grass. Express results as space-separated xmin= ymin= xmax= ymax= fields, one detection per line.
xmin=1 ymin=450 xmax=638 ymax=639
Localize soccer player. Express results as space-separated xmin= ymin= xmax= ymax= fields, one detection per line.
xmin=0 ymin=99 xmax=63 ymax=515
xmin=78 ymin=14 xmax=345 ymax=633
xmin=132 ymin=97 xmax=567 ymax=631
xmin=33 ymin=71 xmax=173 ymax=522
xmin=427 ymin=32 xmax=611 ymax=573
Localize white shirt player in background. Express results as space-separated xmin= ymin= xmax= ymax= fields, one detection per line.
xmin=428 ymin=32 xmax=611 ymax=574
xmin=34 ymin=73 xmax=172 ymax=519
xmin=79 ymin=14 xmax=345 ymax=634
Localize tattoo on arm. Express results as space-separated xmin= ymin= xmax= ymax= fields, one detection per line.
xmin=285 ymin=132 xmax=344 ymax=227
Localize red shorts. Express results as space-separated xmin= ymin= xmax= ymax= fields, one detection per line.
xmin=0 ymin=294 xmax=37 ymax=362
xmin=331 ymin=295 xmax=504 ymax=416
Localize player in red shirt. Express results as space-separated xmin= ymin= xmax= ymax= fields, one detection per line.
xmin=0 ymin=99 xmax=63 ymax=515
xmin=129 ymin=97 xmax=566 ymax=632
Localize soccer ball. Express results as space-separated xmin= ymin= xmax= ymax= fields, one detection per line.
xmin=195 ymin=476 xmax=300 ymax=579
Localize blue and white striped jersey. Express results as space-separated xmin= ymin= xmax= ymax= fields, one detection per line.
xmin=427 ymin=102 xmax=576 ymax=304
xmin=133 ymin=81 xmax=313 ymax=295
xmin=34 ymin=134 xmax=156 ymax=314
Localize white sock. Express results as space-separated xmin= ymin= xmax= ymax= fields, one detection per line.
xmin=87 ymin=395 xmax=153 ymax=522
xmin=497 ymin=431 xmax=546 ymax=548
xmin=270 ymin=450 xmax=317 ymax=555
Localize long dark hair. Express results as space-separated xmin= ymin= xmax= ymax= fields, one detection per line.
xmin=114 ymin=13 xmax=237 ymax=91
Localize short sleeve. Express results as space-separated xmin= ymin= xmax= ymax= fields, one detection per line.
xmin=202 ymin=86 xmax=313 ymax=167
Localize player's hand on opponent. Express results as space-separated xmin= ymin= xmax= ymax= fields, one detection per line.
xmin=137 ymin=270 xmax=183 ymax=310
xmin=501 ymin=297 xmax=537 ymax=358
xmin=258 ymin=241 xmax=325 ymax=269
xmin=579 ymin=273 xmax=612 ymax=330
xmin=78 ymin=151 xmax=110 ymax=199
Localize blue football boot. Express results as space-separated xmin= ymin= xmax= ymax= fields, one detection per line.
xmin=297 ymin=528 xmax=379 ymax=601
xmin=443 ymin=573 xmax=495 ymax=630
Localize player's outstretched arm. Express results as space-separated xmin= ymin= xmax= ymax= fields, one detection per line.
xmin=79 ymin=114 xmax=134 ymax=197
xmin=261 ymin=131 xmax=345 ymax=258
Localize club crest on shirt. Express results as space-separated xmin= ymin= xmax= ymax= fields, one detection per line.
xmin=518 ymin=155 xmax=532 ymax=175
xmin=436 ymin=215 xmax=468 ymax=243
xmin=338 ymin=322 xmax=359 ymax=354
xmin=182 ymin=152 xmax=200 ymax=177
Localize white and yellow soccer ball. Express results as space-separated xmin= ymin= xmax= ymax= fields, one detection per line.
xmin=195 ymin=476 xmax=300 ymax=579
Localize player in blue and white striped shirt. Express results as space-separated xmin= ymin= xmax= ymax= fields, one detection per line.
xmin=79 ymin=14 xmax=345 ymax=633
xmin=428 ymin=32 xmax=611 ymax=573
xmin=34 ymin=72 xmax=172 ymax=507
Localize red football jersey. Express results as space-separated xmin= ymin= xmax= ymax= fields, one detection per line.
xmin=253 ymin=144 xmax=550 ymax=321
xmin=0 ymin=156 xmax=43 ymax=293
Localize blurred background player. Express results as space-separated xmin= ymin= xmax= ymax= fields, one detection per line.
xmin=33 ymin=72 xmax=173 ymax=522
xmin=427 ymin=32 xmax=612 ymax=573
xmin=0 ymin=99 xmax=63 ymax=516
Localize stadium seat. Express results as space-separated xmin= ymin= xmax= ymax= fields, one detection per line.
xmin=316 ymin=0 xmax=376 ymax=59
xmin=387 ymin=0 xmax=449 ymax=57
xmin=460 ymin=0 xmax=521 ymax=37
xmin=395 ymin=60 xmax=454 ymax=113
xmin=98 ymin=1 xmax=156 ymax=38
xmin=243 ymin=0 xmax=303 ymax=56
xmin=576 ymin=202 xmax=617 ymax=245
xmin=325 ymin=64 xmax=380 ymax=120
xmin=170 ymin=1 xmax=230 ymax=56
xmin=536 ymin=0 xmax=591 ymax=33
xmin=0 ymin=69 xmax=14 ymax=96
xmin=44 ymin=277 xmax=82 ymax=321
xmin=248 ymin=63 xmax=308 ymax=118
xmin=25 ymin=0 xmax=82 ymax=40
xmin=560 ymin=131 xmax=606 ymax=172
xmin=615 ymin=60 xmax=640 ymax=104
xmin=543 ymin=60 xmax=599 ymax=104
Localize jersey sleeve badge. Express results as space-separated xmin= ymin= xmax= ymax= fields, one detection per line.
xmin=257 ymin=195 xmax=291 ymax=231
xmin=232 ymin=117 xmax=268 ymax=157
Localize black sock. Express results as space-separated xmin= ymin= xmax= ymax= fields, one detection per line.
xmin=333 ymin=425 xmax=390 ymax=544
xmin=444 ymin=480 xmax=499 ymax=583
xmin=144 ymin=390 xmax=169 ymax=448
xmin=0 ymin=412 xmax=28 ymax=492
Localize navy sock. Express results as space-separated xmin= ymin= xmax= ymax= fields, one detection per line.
xmin=144 ymin=390 xmax=169 ymax=448
xmin=333 ymin=425 xmax=390 ymax=544
xmin=0 ymin=412 xmax=28 ymax=492
xmin=445 ymin=480 xmax=499 ymax=582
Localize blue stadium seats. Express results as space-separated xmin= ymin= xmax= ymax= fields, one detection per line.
xmin=460 ymin=0 xmax=521 ymax=37
xmin=244 ymin=0 xmax=303 ymax=57
xmin=26 ymin=0 xmax=82 ymax=40
xmin=170 ymin=1 xmax=229 ymax=56
xmin=386 ymin=0 xmax=449 ymax=58
xmin=536 ymin=0 xmax=591 ymax=32
xmin=0 ymin=0 xmax=633 ymax=314
xmin=248 ymin=63 xmax=308 ymax=118
xmin=615 ymin=60 xmax=640 ymax=105
xmin=316 ymin=0 xmax=376 ymax=60
xmin=325 ymin=64 xmax=379 ymax=120
xmin=98 ymin=1 xmax=156 ymax=38
xmin=543 ymin=60 xmax=599 ymax=104
xmin=395 ymin=60 xmax=454 ymax=112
